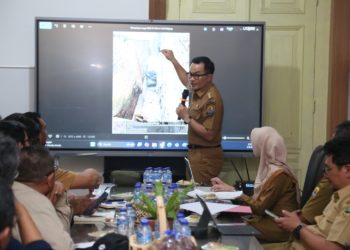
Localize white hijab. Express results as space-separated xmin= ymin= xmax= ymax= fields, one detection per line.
xmin=251 ymin=127 xmax=299 ymax=203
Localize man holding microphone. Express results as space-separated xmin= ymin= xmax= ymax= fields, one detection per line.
xmin=161 ymin=49 xmax=224 ymax=185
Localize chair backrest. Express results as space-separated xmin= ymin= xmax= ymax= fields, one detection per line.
xmin=301 ymin=145 xmax=326 ymax=207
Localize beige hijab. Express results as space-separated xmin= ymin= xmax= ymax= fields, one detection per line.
xmin=251 ymin=127 xmax=300 ymax=203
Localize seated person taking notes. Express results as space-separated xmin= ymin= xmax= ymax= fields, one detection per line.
xmin=211 ymin=127 xmax=300 ymax=242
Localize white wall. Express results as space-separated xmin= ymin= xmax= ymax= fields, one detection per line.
xmin=0 ymin=0 xmax=148 ymax=117
xmin=0 ymin=0 xmax=149 ymax=175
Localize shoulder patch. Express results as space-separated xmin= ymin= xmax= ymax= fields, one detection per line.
xmin=343 ymin=207 xmax=350 ymax=217
xmin=311 ymin=186 xmax=320 ymax=197
xmin=206 ymin=105 xmax=215 ymax=117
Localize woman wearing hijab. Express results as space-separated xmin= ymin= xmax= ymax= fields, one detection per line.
xmin=211 ymin=127 xmax=300 ymax=242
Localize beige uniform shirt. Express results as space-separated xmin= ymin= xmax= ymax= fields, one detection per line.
xmin=188 ymin=82 xmax=223 ymax=146
xmin=307 ymin=184 xmax=350 ymax=246
xmin=12 ymin=181 xmax=75 ymax=250
xmin=268 ymin=184 xmax=350 ymax=250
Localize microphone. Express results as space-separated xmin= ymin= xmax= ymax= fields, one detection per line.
xmin=178 ymin=89 xmax=189 ymax=120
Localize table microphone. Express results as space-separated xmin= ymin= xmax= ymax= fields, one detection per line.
xmin=178 ymin=89 xmax=189 ymax=120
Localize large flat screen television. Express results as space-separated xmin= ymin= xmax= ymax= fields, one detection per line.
xmin=36 ymin=18 xmax=264 ymax=157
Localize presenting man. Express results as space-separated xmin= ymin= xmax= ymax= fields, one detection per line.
xmin=161 ymin=49 xmax=224 ymax=185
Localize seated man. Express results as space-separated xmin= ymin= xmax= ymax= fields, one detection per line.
xmin=12 ymin=145 xmax=75 ymax=250
xmin=3 ymin=113 xmax=41 ymax=146
xmin=23 ymin=112 xmax=103 ymax=215
xmin=265 ymin=136 xmax=350 ymax=250
xmin=299 ymin=120 xmax=350 ymax=224
xmin=0 ymin=135 xmax=52 ymax=250
xmin=23 ymin=112 xmax=102 ymax=190
xmin=0 ymin=118 xmax=73 ymax=226
xmin=0 ymin=179 xmax=53 ymax=250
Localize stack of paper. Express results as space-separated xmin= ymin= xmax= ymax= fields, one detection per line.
xmin=187 ymin=188 xmax=243 ymax=200
xmin=180 ymin=202 xmax=252 ymax=215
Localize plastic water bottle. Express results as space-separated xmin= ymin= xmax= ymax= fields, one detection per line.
xmin=133 ymin=182 xmax=142 ymax=204
xmin=173 ymin=212 xmax=185 ymax=233
xmin=126 ymin=203 xmax=136 ymax=236
xmin=177 ymin=218 xmax=191 ymax=238
xmin=154 ymin=219 xmax=160 ymax=240
xmin=153 ymin=167 xmax=162 ymax=182
xmin=157 ymin=229 xmax=179 ymax=250
xmin=149 ymin=168 xmax=155 ymax=182
xmin=162 ymin=167 xmax=172 ymax=184
xmin=166 ymin=183 xmax=176 ymax=201
xmin=143 ymin=167 xmax=152 ymax=183
xmin=116 ymin=207 xmax=128 ymax=236
xmin=136 ymin=218 xmax=153 ymax=245
xmin=145 ymin=183 xmax=154 ymax=199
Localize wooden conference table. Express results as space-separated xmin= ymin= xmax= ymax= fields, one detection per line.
xmin=71 ymin=186 xmax=263 ymax=250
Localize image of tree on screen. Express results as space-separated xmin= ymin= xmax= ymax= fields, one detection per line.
xmin=112 ymin=31 xmax=189 ymax=134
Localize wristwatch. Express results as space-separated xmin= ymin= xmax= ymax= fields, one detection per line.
xmin=292 ymin=224 xmax=304 ymax=240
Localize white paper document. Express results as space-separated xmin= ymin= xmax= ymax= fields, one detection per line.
xmin=75 ymin=241 xmax=95 ymax=248
xmin=74 ymin=210 xmax=115 ymax=224
xmin=187 ymin=188 xmax=242 ymax=200
xmin=180 ymin=201 xmax=237 ymax=215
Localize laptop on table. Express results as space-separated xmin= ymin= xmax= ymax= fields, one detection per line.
xmin=195 ymin=195 xmax=260 ymax=236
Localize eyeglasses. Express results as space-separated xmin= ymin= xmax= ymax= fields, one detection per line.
xmin=187 ymin=72 xmax=210 ymax=80
xmin=324 ymin=162 xmax=348 ymax=173
xmin=324 ymin=165 xmax=333 ymax=173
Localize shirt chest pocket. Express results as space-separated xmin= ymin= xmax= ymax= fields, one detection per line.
xmin=190 ymin=105 xmax=211 ymax=121
xmin=190 ymin=99 xmax=215 ymax=120
xmin=189 ymin=107 xmax=201 ymax=120
xmin=321 ymin=205 xmax=338 ymax=231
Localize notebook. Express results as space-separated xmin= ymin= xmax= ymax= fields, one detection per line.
xmin=196 ymin=195 xmax=260 ymax=236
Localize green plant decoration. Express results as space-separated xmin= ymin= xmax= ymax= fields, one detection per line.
xmin=134 ymin=181 xmax=193 ymax=219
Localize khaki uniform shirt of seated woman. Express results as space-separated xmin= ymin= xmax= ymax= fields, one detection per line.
xmin=211 ymin=127 xmax=300 ymax=243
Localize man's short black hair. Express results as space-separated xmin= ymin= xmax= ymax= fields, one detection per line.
xmin=324 ymin=136 xmax=350 ymax=168
xmin=24 ymin=111 xmax=42 ymax=120
xmin=0 ymin=120 xmax=26 ymax=145
xmin=191 ymin=56 xmax=215 ymax=74
xmin=0 ymin=178 xmax=15 ymax=231
xmin=4 ymin=113 xmax=40 ymax=145
xmin=17 ymin=145 xmax=54 ymax=182
xmin=0 ymin=135 xmax=19 ymax=184
xmin=334 ymin=120 xmax=350 ymax=138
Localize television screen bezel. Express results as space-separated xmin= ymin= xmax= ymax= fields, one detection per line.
xmin=35 ymin=17 xmax=264 ymax=158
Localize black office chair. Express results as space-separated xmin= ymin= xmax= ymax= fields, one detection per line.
xmin=300 ymin=145 xmax=326 ymax=207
